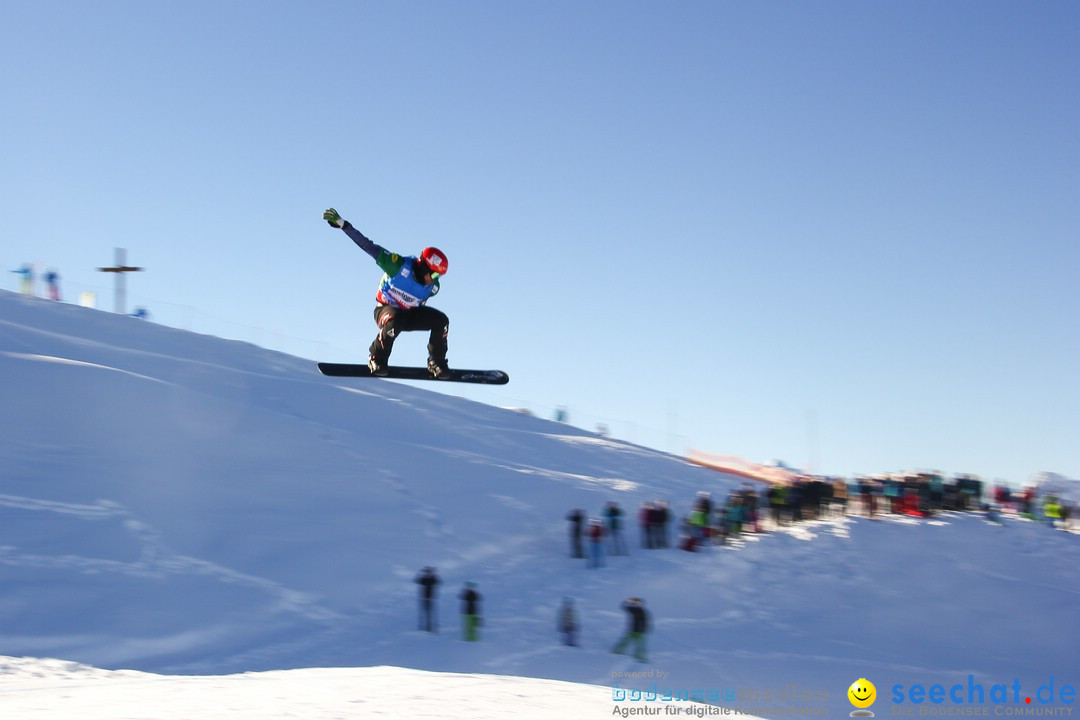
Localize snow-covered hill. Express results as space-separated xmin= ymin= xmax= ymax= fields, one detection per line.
xmin=1 ymin=290 xmax=1077 ymax=719
xmin=1 ymin=658 xmax=700 ymax=720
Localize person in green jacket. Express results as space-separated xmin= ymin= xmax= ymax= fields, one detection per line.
xmin=1044 ymin=496 xmax=1063 ymax=528
xmin=460 ymin=582 xmax=483 ymax=641
xmin=612 ymin=597 xmax=650 ymax=662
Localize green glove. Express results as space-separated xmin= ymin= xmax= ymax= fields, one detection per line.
xmin=323 ymin=208 xmax=345 ymax=228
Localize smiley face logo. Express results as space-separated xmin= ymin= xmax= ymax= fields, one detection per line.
xmin=848 ymin=678 xmax=877 ymax=709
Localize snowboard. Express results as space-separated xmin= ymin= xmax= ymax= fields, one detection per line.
xmin=317 ymin=363 xmax=509 ymax=385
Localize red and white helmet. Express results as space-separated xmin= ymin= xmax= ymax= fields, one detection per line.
xmin=420 ymin=247 xmax=449 ymax=275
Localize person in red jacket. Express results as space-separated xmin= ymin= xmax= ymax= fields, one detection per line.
xmin=587 ymin=518 xmax=605 ymax=569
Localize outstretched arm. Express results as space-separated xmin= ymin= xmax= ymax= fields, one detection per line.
xmin=324 ymin=208 xmax=387 ymax=262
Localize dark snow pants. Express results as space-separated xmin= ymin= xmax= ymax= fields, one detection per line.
xmin=419 ymin=597 xmax=437 ymax=632
xmin=370 ymin=305 xmax=449 ymax=364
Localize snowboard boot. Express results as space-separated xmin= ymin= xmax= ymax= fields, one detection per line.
xmin=427 ymin=358 xmax=452 ymax=380
xmin=368 ymin=354 xmax=390 ymax=377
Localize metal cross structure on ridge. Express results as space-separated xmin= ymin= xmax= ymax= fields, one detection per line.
xmin=97 ymin=248 xmax=144 ymax=314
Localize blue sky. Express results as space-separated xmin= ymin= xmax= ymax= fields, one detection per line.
xmin=3 ymin=1 xmax=1077 ymax=483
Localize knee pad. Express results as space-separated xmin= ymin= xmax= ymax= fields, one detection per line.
xmin=377 ymin=309 xmax=398 ymax=337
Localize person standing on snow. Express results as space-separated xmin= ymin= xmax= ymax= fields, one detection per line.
xmin=323 ymin=207 xmax=451 ymax=379
xmin=460 ymin=581 xmax=483 ymax=641
xmin=655 ymin=500 xmax=671 ymax=548
xmin=557 ymin=597 xmax=579 ymax=647
xmin=604 ymin=501 xmax=627 ymax=556
xmin=639 ymin=502 xmax=655 ymax=549
xmin=1044 ymin=495 xmax=1063 ymax=528
xmin=587 ymin=518 xmax=606 ymax=568
xmin=43 ymin=269 xmax=61 ymax=301
xmin=11 ymin=263 xmax=34 ymax=296
xmin=566 ymin=508 xmax=586 ymax=559
xmin=415 ymin=566 xmax=441 ymax=633
xmin=612 ymin=597 xmax=650 ymax=662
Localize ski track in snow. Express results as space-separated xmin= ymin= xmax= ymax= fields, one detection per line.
xmin=1 ymin=352 xmax=175 ymax=386
xmin=0 ymin=492 xmax=342 ymax=622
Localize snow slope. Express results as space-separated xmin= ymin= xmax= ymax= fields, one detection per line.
xmin=1 ymin=289 xmax=1077 ymax=718
xmin=2 ymin=658 xmax=700 ymax=720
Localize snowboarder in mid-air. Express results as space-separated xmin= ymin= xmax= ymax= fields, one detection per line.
xmin=323 ymin=207 xmax=451 ymax=379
